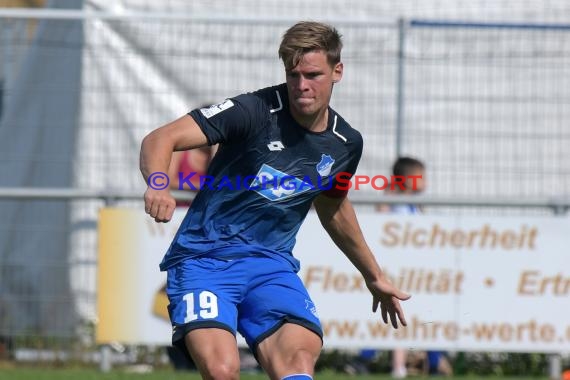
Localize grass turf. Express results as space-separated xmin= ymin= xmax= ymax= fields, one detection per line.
xmin=0 ymin=367 xmax=551 ymax=380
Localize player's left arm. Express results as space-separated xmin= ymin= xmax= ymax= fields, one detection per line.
xmin=313 ymin=193 xmax=411 ymax=328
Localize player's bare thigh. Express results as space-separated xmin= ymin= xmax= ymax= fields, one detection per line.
xmin=184 ymin=328 xmax=240 ymax=380
xmin=256 ymin=323 xmax=322 ymax=380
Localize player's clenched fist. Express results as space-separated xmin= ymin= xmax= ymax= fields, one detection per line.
xmin=144 ymin=188 xmax=176 ymax=223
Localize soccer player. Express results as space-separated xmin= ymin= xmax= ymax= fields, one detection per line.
xmin=140 ymin=21 xmax=410 ymax=380
xmin=389 ymin=156 xmax=426 ymax=215
xmin=384 ymin=156 xmax=429 ymax=379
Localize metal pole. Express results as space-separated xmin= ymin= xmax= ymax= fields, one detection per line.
xmin=0 ymin=7 xmax=395 ymax=27
xmin=395 ymin=18 xmax=406 ymax=158
xmin=100 ymin=345 xmax=111 ymax=372
xmin=548 ymin=203 xmax=567 ymax=380
xmin=1 ymin=187 xmax=570 ymax=208
xmin=548 ymin=354 xmax=561 ymax=380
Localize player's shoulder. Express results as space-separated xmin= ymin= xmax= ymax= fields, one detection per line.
xmin=328 ymin=108 xmax=363 ymax=147
xmin=231 ymin=84 xmax=285 ymax=117
xmin=251 ymin=83 xmax=286 ymax=112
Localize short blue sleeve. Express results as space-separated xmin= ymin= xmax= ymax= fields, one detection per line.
xmin=188 ymin=94 xmax=266 ymax=145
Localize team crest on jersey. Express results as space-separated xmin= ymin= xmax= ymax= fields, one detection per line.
xmin=305 ymin=299 xmax=318 ymax=317
xmin=250 ymin=164 xmax=313 ymax=201
xmin=316 ymin=154 xmax=335 ymax=177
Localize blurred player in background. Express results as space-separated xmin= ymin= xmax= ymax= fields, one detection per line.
xmin=380 ymin=157 xmax=452 ymax=378
xmin=376 ymin=156 xmax=426 ymax=214
xmin=389 ymin=156 xmax=426 ymax=213
xmin=389 ymin=156 xmax=425 ymax=378
xmin=140 ymin=21 xmax=410 ymax=380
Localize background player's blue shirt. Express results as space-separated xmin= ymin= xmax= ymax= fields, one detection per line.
xmin=160 ymin=84 xmax=363 ymax=272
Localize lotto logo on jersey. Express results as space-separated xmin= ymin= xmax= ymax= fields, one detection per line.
xmin=251 ymin=164 xmax=313 ymax=201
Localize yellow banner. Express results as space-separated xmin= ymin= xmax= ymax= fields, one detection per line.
xmin=97 ymin=207 xmax=570 ymax=353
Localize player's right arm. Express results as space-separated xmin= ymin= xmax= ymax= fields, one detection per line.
xmin=140 ymin=115 xmax=209 ymax=223
xmin=141 ymin=95 xmax=262 ymax=222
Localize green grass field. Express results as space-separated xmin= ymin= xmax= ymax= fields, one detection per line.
xmin=0 ymin=367 xmax=550 ymax=380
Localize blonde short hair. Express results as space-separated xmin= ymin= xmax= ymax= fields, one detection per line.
xmin=278 ymin=21 xmax=343 ymax=71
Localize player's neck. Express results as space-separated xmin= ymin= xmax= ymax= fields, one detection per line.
xmin=291 ymin=107 xmax=329 ymax=133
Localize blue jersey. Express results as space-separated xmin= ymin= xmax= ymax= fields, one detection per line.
xmin=159 ymin=84 xmax=363 ymax=272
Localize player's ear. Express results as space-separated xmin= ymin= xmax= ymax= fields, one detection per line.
xmin=332 ymin=62 xmax=343 ymax=83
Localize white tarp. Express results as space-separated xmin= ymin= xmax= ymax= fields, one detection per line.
xmin=75 ymin=0 xmax=570 ymax=323
xmin=2 ymin=0 xmax=569 ymax=339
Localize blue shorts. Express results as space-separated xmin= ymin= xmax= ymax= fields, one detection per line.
xmin=165 ymin=255 xmax=323 ymax=357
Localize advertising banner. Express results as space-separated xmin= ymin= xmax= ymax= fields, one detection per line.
xmin=97 ymin=208 xmax=570 ymax=353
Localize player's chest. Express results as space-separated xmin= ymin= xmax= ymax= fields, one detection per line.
xmin=244 ymin=115 xmax=346 ymax=181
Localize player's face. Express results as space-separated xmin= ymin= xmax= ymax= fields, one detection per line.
xmin=285 ymin=50 xmax=343 ymax=119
